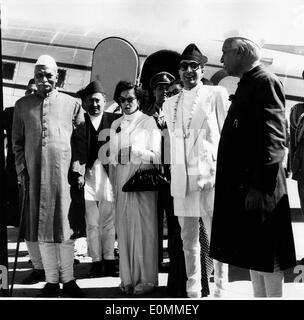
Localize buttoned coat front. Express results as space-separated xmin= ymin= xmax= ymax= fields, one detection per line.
xmin=209 ymin=66 xmax=296 ymax=272
xmin=163 ymin=83 xmax=229 ymax=217
xmin=12 ymin=91 xmax=87 ymax=242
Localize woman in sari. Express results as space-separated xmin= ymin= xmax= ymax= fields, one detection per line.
xmin=108 ymin=81 xmax=161 ymax=295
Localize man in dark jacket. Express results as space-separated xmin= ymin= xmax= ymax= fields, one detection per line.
xmin=209 ymin=36 xmax=297 ymax=297
xmin=80 ymin=80 xmax=121 ymax=278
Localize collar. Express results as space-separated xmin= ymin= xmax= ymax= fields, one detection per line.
xmin=89 ymin=112 xmax=103 ymax=130
xmin=37 ymin=88 xmax=58 ymax=99
xmin=182 ymin=81 xmax=203 ymax=96
xmin=241 ymin=64 xmax=263 ymax=80
xmin=122 ymin=109 xmax=141 ymax=122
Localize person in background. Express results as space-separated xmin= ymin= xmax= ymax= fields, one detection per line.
xmin=143 ymin=71 xmax=174 ymax=118
xmin=290 ymin=102 xmax=304 ymax=215
xmin=2 ymin=79 xmax=45 ymax=285
xmin=289 ymin=101 xmax=304 ymax=265
xmin=24 ymin=78 xmax=38 ymax=95
xmin=2 ymin=79 xmax=37 ymax=227
xmin=143 ymin=71 xmax=175 ymax=269
xmin=12 ymin=55 xmax=87 ymax=298
xmin=210 ymin=36 xmax=297 ymax=297
xmin=80 ymin=80 xmax=120 ymax=278
xmin=108 ymin=81 xmax=161 ymax=295
xmin=167 ymin=79 xmax=183 ymax=98
xmin=148 ymin=71 xmax=188 ymax=297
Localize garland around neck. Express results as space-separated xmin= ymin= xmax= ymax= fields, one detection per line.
xmin=172 ymin=89 xmax=200 ymax=139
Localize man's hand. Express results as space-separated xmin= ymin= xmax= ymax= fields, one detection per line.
xmin=18 ymin=168 xmax=29 ymax=190
xmin=201 ymin=181 xmax=214 ymax=190
xmin=76 ymin=175 xmax=85 ymax=189
xmin=70 ymin=172 xmax=85 ymax=190
xmin=245 ymin=187 xmax=275 ymax=213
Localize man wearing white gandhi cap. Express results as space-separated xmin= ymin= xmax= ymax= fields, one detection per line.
xmin=12 ymin=54 xmax=87 ymax=297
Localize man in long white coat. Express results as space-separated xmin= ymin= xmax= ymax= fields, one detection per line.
xmin=12 ymin=55 xmax=87 ymax=298
xmin=163 ymin=44 xmax=230 ymax=298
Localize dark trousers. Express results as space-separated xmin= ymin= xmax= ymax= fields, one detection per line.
xmin=157 ymin=188 xmax=187 ymax=297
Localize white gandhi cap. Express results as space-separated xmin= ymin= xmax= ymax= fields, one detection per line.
xmin=35 ymin=55 xmax=57 ymax=69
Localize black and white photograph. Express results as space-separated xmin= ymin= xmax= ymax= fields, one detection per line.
xmin=0 ymin=0 xmax=304 ymax=308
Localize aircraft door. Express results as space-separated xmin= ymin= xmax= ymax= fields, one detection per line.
xmin=91 ymin=37 xmax=140 ymax=112
xmin=210 ymin=69 xmax=239 ymax=96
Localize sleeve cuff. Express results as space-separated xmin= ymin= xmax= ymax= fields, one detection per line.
xmin=71 ymin=161 xmax=86 ymax=176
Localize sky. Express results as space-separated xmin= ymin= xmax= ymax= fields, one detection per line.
xmin=1 ymin=0 xmax=304 ymax=45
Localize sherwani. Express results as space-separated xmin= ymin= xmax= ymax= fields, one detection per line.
xmin=163 ymin=82 xmax=229 ymax=297
xmin=209 ymin=66 xmax=296 ymax=273
xmin=12 ymin=90 xmax=86 ymax=243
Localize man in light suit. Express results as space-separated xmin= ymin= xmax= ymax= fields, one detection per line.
xmin=163 ymin=43 xmax=229 ymax=298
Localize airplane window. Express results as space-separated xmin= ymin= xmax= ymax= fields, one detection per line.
xmin=2 ymin=62 xmax=16 ymax=80
xmin=261 ymin=57 xmax=273 ymax=66
xmin=57 ymin=68 xmax=67 ymax=88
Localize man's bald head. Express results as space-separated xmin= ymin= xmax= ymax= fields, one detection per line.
xmin=224 ymin=37 xmax=261 ymax=62
xmin=221 ymin=37 xmax=262 ymax=77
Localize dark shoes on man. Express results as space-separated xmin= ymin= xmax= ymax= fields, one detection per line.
xmin=37 ymin=281 xmax=85 ymax=298
xmin=87 ymin=260 xmax=119 ymax=278
xmin=22 ymin=269 xmax=45 ymax=284
xmin=104 ymin=259 xmax=119 ymax=277
xmin=87 ymin=261 xmax=104 ymax=278
xmin=37 ymin=283 xmax=61 ymax=298
xmin=62 ymin=280 xmax=86 ymax=298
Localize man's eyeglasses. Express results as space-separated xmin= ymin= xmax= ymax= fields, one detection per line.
xmin=168 ymin=89 xmax=182 ymax=97
xmin=179 ymin=62 xmax=200 ymax=71
xmin=118 ymin=96 xmax=136 ymax=103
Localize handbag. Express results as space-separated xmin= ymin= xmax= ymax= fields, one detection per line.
xmin=122 ymin=168 xmax=169 ymax=192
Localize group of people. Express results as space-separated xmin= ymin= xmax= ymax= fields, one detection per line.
xmin=4 ymin=35 xmax=298 ymax=299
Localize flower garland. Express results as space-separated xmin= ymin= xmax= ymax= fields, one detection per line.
xmin=172 ymin=90 xmax=200 ymax=138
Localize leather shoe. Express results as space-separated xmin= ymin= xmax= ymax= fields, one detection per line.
xmin=22 ymin=269 xmax=45 ymax=284
xmin=37 ymin=283 xmax=60 ymax=298
xmin=87 ymin=261 xmax=103 ymax=278
xmin=103 ymin=259 xmax=119 ymax=277
xmin=62 ymin=280 xmax=85 ymax=298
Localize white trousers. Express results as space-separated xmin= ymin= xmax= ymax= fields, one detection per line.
xmin=39 ymin=240 xmax=75 ymax=284
xmin=178 ymin=215 xmax=228 ymax=298
xmin=85 ymin=199 xmax=115 ymax=261
xmin=178 ymin=216 xmax=201 ymax=297
xmin=250 ymin=270 xmax=284 ymax=298
xmin=250 ymin=268 xmax=283 ymax=297
xmin=25 ymin=240 xmax=44 ymax=270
